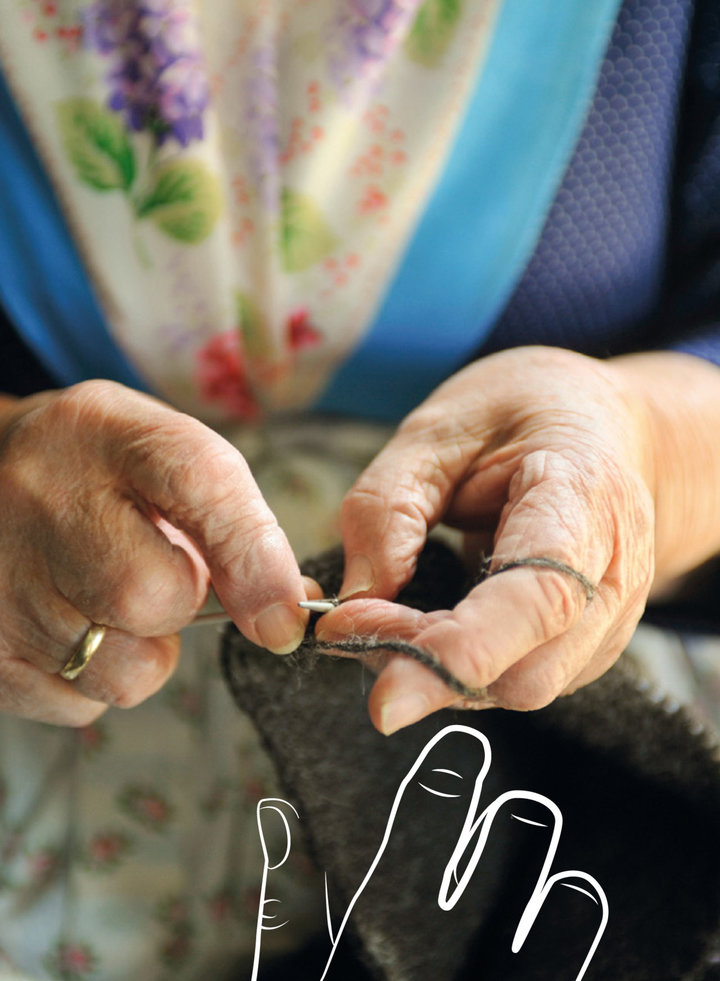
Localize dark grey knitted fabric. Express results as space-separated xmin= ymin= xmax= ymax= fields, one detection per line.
xmin=222 ymin=543 xmax=720 ymax=981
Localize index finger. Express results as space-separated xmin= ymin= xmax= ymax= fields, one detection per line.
xmin=93 ymin=383 xmax=309 ymax=652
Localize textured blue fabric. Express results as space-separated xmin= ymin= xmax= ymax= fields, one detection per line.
xmin=661 ymin=0 xmax=720 ymax=364
xmin=482 ymin=0 xmax=697 ymax=360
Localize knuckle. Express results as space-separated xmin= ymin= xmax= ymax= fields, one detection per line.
xmin=0 ymin=382 xmax=131 ymax=513
xmin=492 ymin=642 xmax=579 ymax=711
xmin=46 ymin=380 xmax=133 ymax=449
xmin=92 ymin=673 xmax=138 ymax=709
xmin=427 ymin=623 xmax=497 ymax=692
xmin=56 ymin=378 xmax=127 ymax=416
xmin=494 ymin=672 xmax=559 ymax=712
xmin=342 ymin=480 xmax=429 ymax=539
xmin=214 ymin=519 xmax=283 ymax=589
xmin=124 ymin=413 xmax=244 ymax=501
xmin=396 ymin=397 xmax=479 ymax=451
xmin=106 ymin=680 xmax=148 ymax=709
xmin=102 ymin=565 xmax=181 ymax=635
xmin=172 ymin=439 xmax=241 ymax=504
xmin=87 ymin=636 xmax=178 ymax=708
xmin=341 ymin=482 xmax=384 ymax=522
xmin=397 ymin=403 xmax=451 ymax=440
xmin=530 ymin=570 xmax=586 ymax=638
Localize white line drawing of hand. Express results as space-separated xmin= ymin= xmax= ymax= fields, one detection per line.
xmin=251 ymin=797 xmax=301 ymax=981
xmin=320 ymin=724 xmax=607 ymax=981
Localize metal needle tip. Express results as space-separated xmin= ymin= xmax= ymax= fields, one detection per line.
xmin=297 ymin=599 xmax=340 ymax=613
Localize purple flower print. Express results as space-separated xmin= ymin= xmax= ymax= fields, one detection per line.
xmin=245 ymin=43 xmax=280 ymax=209
xmin=329 ymin=0 xmax=421 ymax=97
xmin=83 ymin=1 xmax=136 ymax=54
xmin=84 ymin=0 xmax=209 ymax=147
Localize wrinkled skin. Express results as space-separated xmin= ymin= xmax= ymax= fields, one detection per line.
xmin=1 ymin=346 xmax=719 ymax=732
xmin=319 ymin=347 xmax=720 ymax=734
xmin=0 ymin=381 xmax=312 ymax=726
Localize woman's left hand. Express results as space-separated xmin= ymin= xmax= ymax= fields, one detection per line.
xmin=317 ymin=346 xmax=720 ymax=734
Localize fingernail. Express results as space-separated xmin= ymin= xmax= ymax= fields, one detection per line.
xmin=340 ymin=555 xmax=375 ymax=599
xmin=255 ymin=604 xmax=306 ymax=655
xmin=380 ymin=692 xmax=430 ymax=735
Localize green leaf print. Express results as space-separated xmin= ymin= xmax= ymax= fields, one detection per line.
xmin=135 ymin=159 xmax=221 ymax=243
xmin=280 ymin=188 xmax=337 ymax=273
xmin=236 ymin=291 xmax=272 ymax=358
xmin=406 ymin=0 xmax=463 ymax=67
xmin=56 ymin=98 xmax=136 ymax=191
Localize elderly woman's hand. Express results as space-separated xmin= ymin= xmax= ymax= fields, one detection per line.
xmin=319 ymin=346 xmax=720 ymax=734
xmin=0 ymin=380 xmax=310 ymax=726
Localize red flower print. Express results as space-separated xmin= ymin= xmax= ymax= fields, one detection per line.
xmin=165 ymin=681 xmax=205 ymax=723
xmin=358 ymin=184 xmax=388 ymax=214
xmin=85 ymin=831 xmax=132 ymax=872
xmin=118 ymin=786 xmax=174 ymax=831
xmin=27 ymin=2 xmax=83 ymax=53
xmin=78 ymin=722 xmax=108 ymax=755
xmin=45 ymin=941 xmax=97 ymax=981
xmin=195 ymin=331 xmax=261 ymax=420
xmin=244 ymin=778 xmax=269 ymax=805
xmin=28 ymin=848 xmax=60 ymax=883
xmin=286 ymin=309 xmax=322 ymax=351
xmin=207 ymin=887 xmax=239 ymax=923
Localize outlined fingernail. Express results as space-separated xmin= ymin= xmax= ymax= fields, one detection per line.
xmin=340 ymin=555 xmax=375 ymax=598
xmin=255 ymin=604 xmax=306 ymax=655
xmin=380 ymin=692 xmax=430 ymax=735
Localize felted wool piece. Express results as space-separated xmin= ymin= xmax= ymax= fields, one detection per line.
xmin=222 ymin=543 xmax=720 ymax=981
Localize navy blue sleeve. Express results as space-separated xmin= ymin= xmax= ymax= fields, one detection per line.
xmin=478 ymin=0 xmax=720 ymax=370
xmin=662 ymin=0 xmax=720 ymax=366
xmin=0 ymin=302 xmax=56 ymax=396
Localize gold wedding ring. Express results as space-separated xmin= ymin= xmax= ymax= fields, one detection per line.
xmin=60 ymin=623 xmax=108 ymax=681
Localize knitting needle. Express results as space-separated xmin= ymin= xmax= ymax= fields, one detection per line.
xmin=191 ymin=609 xmax=233 ymax=625
xmin=191 ymin=596 xmax=341 ymax=626
xmin=297 ymin=597 xmax=341 ymax=613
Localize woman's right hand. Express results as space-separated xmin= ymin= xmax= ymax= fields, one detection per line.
xmin=0 ymin=380 xmax=310 ymax=726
